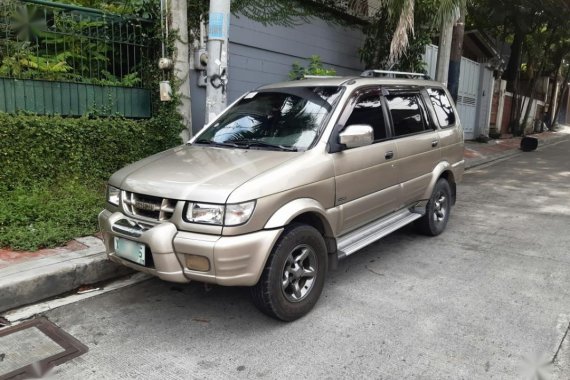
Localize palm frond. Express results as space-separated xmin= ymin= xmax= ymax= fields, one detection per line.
xmin=388 ymin=0 xmax=414 ymax=64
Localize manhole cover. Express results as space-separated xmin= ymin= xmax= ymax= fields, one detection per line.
xmin=0 ymin=318 xmax=88 ymax=379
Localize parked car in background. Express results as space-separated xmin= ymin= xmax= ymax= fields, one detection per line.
xmin=99 ymin=71 xmax=464 ymax=321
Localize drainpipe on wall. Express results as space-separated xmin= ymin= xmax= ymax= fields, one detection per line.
xmin=205 ymin=0 xmax=231 ymax=124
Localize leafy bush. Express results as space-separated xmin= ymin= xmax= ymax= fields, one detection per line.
xmin=0 ymin=111 xmax=182 ymax=189
xmin=0 ymin=179 xmax=104 ymax=251
xmin=0 ymin=111 xmax=183 ymax=250
xmin=289 ymin=55 xmax=337 ymax=80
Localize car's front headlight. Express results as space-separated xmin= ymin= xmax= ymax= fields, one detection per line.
xmin=186 ymin=202 xmax=225 ymax=225
xmin=185 ymin=201 xmax=256 ymax=226
xmin=107 ymin=185 xmax=120 ymax=206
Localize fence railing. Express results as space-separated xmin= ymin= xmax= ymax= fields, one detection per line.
xmin=0 ymin=0 xmax=156 ymax=117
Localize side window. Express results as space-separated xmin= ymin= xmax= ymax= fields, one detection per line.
xmin=344 ymin=92 xmax=387 ymax=141
xmin=386 ymin=94 xmax=426 ymax=137
xmin=427 ymin=88 xmax=456 ymax=128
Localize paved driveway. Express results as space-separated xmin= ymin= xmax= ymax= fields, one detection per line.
xmin=44 ymin=140 xmax=570 ymax=379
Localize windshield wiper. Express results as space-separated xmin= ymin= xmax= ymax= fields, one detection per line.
xmin=193 ymin=139 xmax=241 ymax=148
xmin=230 ymin=139 xmax=298 ymax=152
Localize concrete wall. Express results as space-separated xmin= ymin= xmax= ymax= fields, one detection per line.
xmin=190 ymin=15 xmax=365 ymax=133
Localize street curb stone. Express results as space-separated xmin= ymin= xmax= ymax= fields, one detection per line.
xmin=1 ymin=132 xmax=568 ymax=314
xmin=0 ymin=237 xmax=131 ymax=313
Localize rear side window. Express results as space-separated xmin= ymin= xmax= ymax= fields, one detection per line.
xmin=427 ymin=88 xmax=455 ymax=128
xmin=345 ymin=91 xmax=387 ymax=141
xmin=386 ymin=94 xmax=426 ymax=137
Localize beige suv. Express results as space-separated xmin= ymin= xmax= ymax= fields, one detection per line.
xmin=99 ymin=71 xmax=464 ymax=321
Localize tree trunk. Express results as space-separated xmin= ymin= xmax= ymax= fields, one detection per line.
xmin=447 ymin=7 xmax=465 ymax=102
xmin=435 ymin=15 xmax=455 ymax=85
xmin=520 ymin=26 xmax=558 ymax=133
xmin=503 ymin=31 xmax=524 ymax=91
xmin=553 ymin=67 xmax=570 ymax=127
xmin=548 ymin=58 xmax=563 ymax=126
xmin=170 ymin=0 xmax=193 ymax=140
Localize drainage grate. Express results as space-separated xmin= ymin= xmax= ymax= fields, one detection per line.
xmin=0 ymin=318 xmax=88 ymax=379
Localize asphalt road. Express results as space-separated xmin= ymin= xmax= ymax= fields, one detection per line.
xmin=43 ymin=140 xmax=570 ymax=379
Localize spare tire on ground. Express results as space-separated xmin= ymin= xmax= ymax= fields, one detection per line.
xmin=520 ymin=136 xmax=538 ymax=152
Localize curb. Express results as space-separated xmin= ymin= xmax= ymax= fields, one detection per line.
xmin=0 ymin=237 xmax=132 ymax=313
xmin=465 ymin=132 xmax=570 ymax=170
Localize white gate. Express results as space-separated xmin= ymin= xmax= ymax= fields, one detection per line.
xmin=456 ymin=58 xmax=480 ymax=140
xmin=423 ymin=45 xmax=481 ymax=140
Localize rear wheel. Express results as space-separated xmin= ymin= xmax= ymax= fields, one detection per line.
xmin=250 ymin=224 xmax=327 ymax=321
xmin=416 ymin=178 xmax=452 ymax=236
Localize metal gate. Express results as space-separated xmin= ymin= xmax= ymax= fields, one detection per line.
xmin=456 ymin=57 xmax=480 ymax=140
xmin=423 ymin=45 xmax=481 ymax=140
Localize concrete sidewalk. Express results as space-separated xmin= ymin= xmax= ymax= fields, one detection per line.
xmin=1 ymin=128 xmax=569 ymax=315
xmin=464 ymin=128 xmax=570 ymax=169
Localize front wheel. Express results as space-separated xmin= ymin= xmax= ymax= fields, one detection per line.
xmin=250 ymin=224 xmax=327 ymax=321
xmin=415 ymin=178 xmax=452 ymax=236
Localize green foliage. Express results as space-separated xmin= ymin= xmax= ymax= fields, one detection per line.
xmin=360 ymin=0 xmax=439 ymax=73
xmin=0 ymin=112 xmax=182 ymax=190
xmin=187 ymin=0 xmax=362 ymax=45
xmin=0 ymin=0 xmax=156 ymax=87
xmin=0 ymin=110 xmax=183 ymax=250
xmin=289 ymin=55 xmax=337 ymax=80
xmin=0 ymin=179 xmax=104 ymax=251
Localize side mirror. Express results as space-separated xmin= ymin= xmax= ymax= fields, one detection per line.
xmin=338 ymin=124 xmax=374 ymax=149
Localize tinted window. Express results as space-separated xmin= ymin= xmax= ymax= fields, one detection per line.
xmin=345 ymin=92 xmax=387 ymax=141
xmin=197 ymin=86 xmax=343 ymax=151
xmin=427 ymin=88 xmax=455 ymax=128
xmin=386 ymin=94 xmax=426 ymax=136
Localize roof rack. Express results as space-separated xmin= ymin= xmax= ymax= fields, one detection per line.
xmin=301 ymin=75 xmax=344 ymax=79
xmin=361 ymin=70 xmax=431 ymax=80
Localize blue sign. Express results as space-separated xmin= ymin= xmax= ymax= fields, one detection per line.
xmin=209 ymin=12 xmax=225 ymax=38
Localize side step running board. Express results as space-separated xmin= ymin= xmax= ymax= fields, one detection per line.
xmin=337 ymin=209 xmax=423 ymax=259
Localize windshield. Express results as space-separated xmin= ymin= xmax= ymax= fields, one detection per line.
xmin=195 ymin=86 xmax=343 ymax=151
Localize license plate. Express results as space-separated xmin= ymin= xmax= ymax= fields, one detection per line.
xmin=114 ymin=237 xmax=146 ymax=266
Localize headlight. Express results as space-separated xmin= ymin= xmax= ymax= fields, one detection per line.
xmin=185 ymin=201 xmax=256 ymax=226
xmin=107 ymin=185 xmax=120 ymax=206
xmin=225 ymin=201 xmax=255 ymax=226
xmin=186 ymin=203 xmax=224 ymax=225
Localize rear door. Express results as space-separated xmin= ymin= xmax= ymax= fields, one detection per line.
xmin=425 ymin=87 xmax=463 ymax=165
xmin=384 ymin=90 xmax=441 ymax=207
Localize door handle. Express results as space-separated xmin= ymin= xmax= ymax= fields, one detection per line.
xmin=385 ymin=151 xmax=394 ymax=159
xmin=431 ymin=140 xmax=439 ymax=147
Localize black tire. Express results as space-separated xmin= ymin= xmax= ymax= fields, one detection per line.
xmin=415 ymin=178 xmax=452 ymax=236
xmin=250 ymin=224 xmax=327 ymax=321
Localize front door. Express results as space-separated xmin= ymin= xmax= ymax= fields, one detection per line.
xmin=331 ymin=87 xmax=400 ymax=234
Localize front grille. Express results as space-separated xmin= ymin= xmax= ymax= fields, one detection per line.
xmin=122 ymin=191 xmax=177 ymax=221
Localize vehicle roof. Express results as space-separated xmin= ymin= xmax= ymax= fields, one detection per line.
xmin=256 ymin=76 xmax=446 ymax=90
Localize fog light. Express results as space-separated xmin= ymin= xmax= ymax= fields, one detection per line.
xmin=186 ymin=255 xmax=210 ymax=272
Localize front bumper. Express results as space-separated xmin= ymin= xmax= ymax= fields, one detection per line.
xmin=98 ymin=210 xmax=282 ymax=286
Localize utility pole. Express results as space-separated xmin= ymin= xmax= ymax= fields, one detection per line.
xmin=205 ymin=0 xmax=231 ymax=124
xmin=447 ymin=7 xmax=465 ymax=102
xmin=435 ymin=15 xmax=456 ymax=86
xmin=169 ymin=0 xmax=192 ymax=140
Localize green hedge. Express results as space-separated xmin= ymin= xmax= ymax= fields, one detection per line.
xmin=0 ymin=111 xmax=183 ymax=250
xmin=0 ymin=110 xmax=182 ymax=189
xmin=0 ymin=180 xmax=105 ymax=250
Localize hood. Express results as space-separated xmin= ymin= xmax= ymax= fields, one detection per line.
xmin=109 ymin=145 xmax=298 ymax=203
